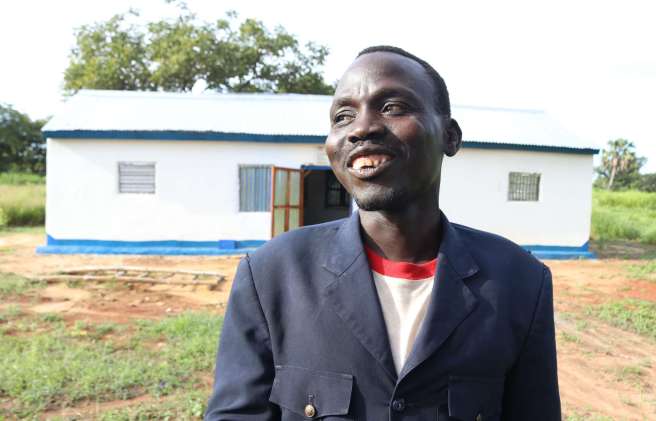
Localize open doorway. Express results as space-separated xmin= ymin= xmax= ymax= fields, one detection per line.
xmin=302 ymin=165 xmax=351 ymax=226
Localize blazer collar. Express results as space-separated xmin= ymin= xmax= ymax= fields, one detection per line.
xmin=322 ymin=210 xmax=480 ymax=383
xmin=323 ymin=210 xmax=479 ymax=287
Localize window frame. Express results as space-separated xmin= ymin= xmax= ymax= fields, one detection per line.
xmin=507 ymin=171 xmax=541 ymax=202
xmin=239 ymin=165 xmax=272 ymax=212
xmin=118 ymin=161 xmax=156 ymax=194
xmin=324 ymin=171 xmax=350 ymax=208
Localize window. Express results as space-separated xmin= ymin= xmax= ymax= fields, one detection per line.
xmin=118 ymin=162 xmax=155 ymax=194
xmin=240 ymin=165 xmax=272 ymax=211
xmin=508 ymin=172 xmax=540 ymax=201
xmin=325 ymin=172 xmax=349 ymax=207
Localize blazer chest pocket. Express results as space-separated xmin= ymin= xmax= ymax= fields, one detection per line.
xmin=446 ymin=376 xmax=505 ymax=421
xmin=269 ymin=365 xmax=354 ymax=420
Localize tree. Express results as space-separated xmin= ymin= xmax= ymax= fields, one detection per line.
xmin=595 ymin=139 xmax=646 ymax=190
xmin=64 ymin=7 xmax=334 ymax=95
xmin=0 ymin=104 xmax=47 ymax=174
xmin=638 ymin=173 xmax=656 ymax=193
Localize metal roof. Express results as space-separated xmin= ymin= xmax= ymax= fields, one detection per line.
xmin=43 ymin=90 xmax=598 ymax=154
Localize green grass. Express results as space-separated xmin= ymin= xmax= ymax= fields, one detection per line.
xmin=0 ymin=172 xmax=44 ymax=185
xmin=588 ymin=299 xmax=656 ymax=340
xmin=626 ymin=260 xmax=656 ymax=282
xmin=591 ymin=189 xmax=656 ymax=244
xmin=98 ymin=390 xmax=207 ymax=420
xmin=0 ymin=312 xmax=222 ymax=418
xmin=0 ymin=184 xmax=45 ymax=226
xmin=565 ymin=413 xmax=614 ymax=421
xmin=0 ymin=271 xmax=45 ymax=298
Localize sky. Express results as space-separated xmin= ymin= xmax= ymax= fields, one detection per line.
xmin=2 ymin=0 xmax=655 ymax=171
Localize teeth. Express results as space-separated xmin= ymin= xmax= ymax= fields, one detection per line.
xmin=352 ymin=154 xmax=391 ymax=170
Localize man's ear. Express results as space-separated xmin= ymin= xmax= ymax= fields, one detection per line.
xmin=444 ymin=118 xmax=462 ymax=157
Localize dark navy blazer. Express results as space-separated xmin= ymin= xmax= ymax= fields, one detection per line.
xmin=205 ymin=211 xmax=560 ymax=420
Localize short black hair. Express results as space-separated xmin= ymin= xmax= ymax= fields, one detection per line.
xmin=357 ymin=45 xmax=451 ymax=116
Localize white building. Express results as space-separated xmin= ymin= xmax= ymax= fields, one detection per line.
xmin=38 ymin=90 xmax=598 ymax=259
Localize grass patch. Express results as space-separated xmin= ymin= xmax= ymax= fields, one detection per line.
xmin=591 ymin=189 xmax=656 ymax=245
xmin=0 ymin=312 xmax=222 ymax=418
xmin=588 ymin=299 xmax=656 ymax=340
xmin=0 ymin=184 xmax=45 ymax=226
xmin=559 ymin=331 xmax=581 ymax=344
xmin=0 ymin=271 xmax=45 ymax=298
xmin=626 ymin=260 xmax=656 ymax=282
xmin=565 ymin=413 xmax=614 ymax=421
xmin=0 ymin=172 xmax=44 ymax=185
xmin=98 ymin=390 xmax=207 ymax=420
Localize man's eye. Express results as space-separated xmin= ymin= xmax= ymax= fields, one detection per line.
xmin=382 ymin=102 xmax=407 ymax=114
xmin=334 ymin=112 xmax=355 ymax=124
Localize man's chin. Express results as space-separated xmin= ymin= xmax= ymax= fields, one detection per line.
xmin=353 ymin=188 xmax=411 ymax=212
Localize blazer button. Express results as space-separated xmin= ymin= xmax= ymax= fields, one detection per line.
xmin=304 ymin=404 xmax=316 ymax=418
xmin=391 ymin=398 xmax=406 ymax=412
xmin=475 ymin=413 xmax=483 ymax=421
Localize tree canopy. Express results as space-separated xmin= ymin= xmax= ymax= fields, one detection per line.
xmin=0 ymin=104 xmax=47 ymax=174
xmin=64 ymin=8 xmax=334 ymax=95
xmin=595 ymin=138 xmax=646 ymax=190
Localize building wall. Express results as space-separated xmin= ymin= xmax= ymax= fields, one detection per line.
xmin=440 ymin=148 xmax=593 ymax=246
xmin=46 ymin=139 xmax=593 ymax=246
xmin=46 ymin=139 xmax=327 ymax=242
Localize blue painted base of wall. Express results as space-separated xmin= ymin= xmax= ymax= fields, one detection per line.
xmin=523 ymin=243 xmax=596 ymax=260
xmin=37 ymin=235 xmax=596 ymax=259
xmin=36 ymin=235 xmax=266 ymax=256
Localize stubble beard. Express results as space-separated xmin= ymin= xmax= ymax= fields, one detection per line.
xmin=352 ymin=186 xmax=414 ymax=212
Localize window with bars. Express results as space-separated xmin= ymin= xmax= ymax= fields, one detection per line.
xmin=508 ymin=172 xmax=541 ymax=201
xmin=239 ymin=165 xmax=272 ymax=212
xmin=325 ymin=172 xmax=350 ymax=207
xmin=118 ymin=162 xmax=156 ymax=194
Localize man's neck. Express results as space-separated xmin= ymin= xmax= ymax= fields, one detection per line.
xmin=359 ymin=193 xmax=442 ymax=263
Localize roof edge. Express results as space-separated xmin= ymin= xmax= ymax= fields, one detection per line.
xmin=42 ymin=130 xmax=599 ymax=155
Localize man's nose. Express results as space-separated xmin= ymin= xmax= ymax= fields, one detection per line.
xmin=346 ymin=110 xmax=385 ymax=143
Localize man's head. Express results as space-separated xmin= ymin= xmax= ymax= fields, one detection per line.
xmin=325 ymin=46 xmax=462 ymax=212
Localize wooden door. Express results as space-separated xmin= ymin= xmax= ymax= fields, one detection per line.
xmin=271 ymin=167 xmax=304 ymax=237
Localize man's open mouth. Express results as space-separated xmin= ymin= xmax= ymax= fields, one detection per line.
xmin=347 ymin=151 xmax=396 ymax=179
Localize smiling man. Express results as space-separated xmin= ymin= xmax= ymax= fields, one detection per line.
xmin=205 ymin=46 xmax=560 ymax=421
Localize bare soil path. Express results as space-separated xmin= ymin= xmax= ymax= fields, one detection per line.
xmin=1 ymin=231 xmax=655 ymax=420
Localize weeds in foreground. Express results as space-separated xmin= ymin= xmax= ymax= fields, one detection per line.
xmin=588 ymin=299 xmax=656 ymax=340
xmin=626 ymin=260 xmax=656 ymax=282
xmin=0 ymin=312 xmax=222 ymax=418
xmin=0 ymin=271 xmax=45 ymax=298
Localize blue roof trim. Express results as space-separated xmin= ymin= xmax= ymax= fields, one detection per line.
xmin=464 ymin=141 xmax=598 ymax=155
xmin=43 ymin=130 xmax=599 ymax=155
xmin=43 ymin=130 xmax=326 ymax=144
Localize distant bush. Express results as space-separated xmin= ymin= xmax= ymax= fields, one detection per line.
xmin=591 ymin=189 xmax=656 ymax=244
xmin=0 ymin=208 xmax=7 ymax=229
xmin=0 ymin=184 xmax=45 ymax=226
xmin=0 ymin=172 xmax=45 ymax=185
xmin=638 ymin=173 xmax=656 ymax=193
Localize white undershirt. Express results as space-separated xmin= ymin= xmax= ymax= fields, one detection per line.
xmin=372 ymin=271 xmax=435 ymax=375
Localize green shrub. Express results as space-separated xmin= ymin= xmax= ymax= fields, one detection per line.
xmin=0 ymin=207 xmax=7 ymax=229
xmin=591 ymin=189 xmax=656 ymax=244
xmin=0 ymin=184 xmax=45 ymax=226
xmin=0 ymin=172 xmax=45 ymax=185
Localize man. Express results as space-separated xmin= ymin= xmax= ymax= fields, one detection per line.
xmin=205 ymin=46 xmax=560 ymax=420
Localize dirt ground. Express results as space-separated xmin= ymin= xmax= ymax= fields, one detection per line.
xmin=1 ymin=230 xmax=655 ymax=420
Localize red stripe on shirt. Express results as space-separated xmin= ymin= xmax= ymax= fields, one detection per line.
xmin=364 ymin=245 xmax=437 ymax=280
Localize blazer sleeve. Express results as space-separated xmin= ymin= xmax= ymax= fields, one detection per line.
xmin=204 ymin=255 xmax=279 ymax=421
xmin=501 ymin=264 xmax=561 ymax=421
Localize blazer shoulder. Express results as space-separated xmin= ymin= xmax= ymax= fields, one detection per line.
xmin=246 ymin=218 xmax=345 ymax=267
xmin=452 ymin=222 xmax=546 ymax=278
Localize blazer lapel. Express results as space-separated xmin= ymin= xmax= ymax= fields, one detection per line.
xmin=322 ymin=211 xmax=397 ymax=383
xmin=399 ymin=213 xmax=480 ymax=380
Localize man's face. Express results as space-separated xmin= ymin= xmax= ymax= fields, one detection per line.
xmin=325 ymin=52 xmax=450 ymax=211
